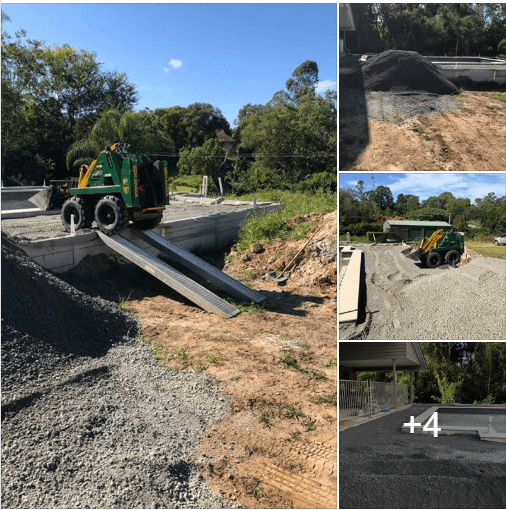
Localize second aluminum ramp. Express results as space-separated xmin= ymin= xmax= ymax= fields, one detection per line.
xmin=132 ymin=229 xmax=265 ymax=304
xmin=98 ymin=232 xmax=240 ymax=318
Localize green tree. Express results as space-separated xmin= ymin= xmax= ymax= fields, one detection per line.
xmin=66 ymin=109 xmax=176 ymax=170
xmin=1 ymin=27 xmax=137 ymax=180
xmin=285 ymin=60 xmax=319 ymax=105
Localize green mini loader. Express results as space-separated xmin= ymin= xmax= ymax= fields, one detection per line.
xmin=401 ymin=228 xmax=465 ymax=268
xmin=29 ymin=143 xmax=170 ymax=235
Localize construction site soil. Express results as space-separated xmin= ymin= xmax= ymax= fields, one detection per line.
xmin=1 ymin=211 xmax=337 ymax=509
xmin=340 ymin=51 xmax=506 ymax=171
xmin=340 ymin=404 xmax=506 ymax=509
xmin=339 ymin=243 xmax=506 ymax=340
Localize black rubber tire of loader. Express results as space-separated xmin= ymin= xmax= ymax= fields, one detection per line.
xmin=445 ymin=250 xmax=461 ymax=266
xmin=426 ymin=251 xmax=442 ymax=268
xmin=61 ymin=197 xmax=93 ymax=232
xmin=95 ymin=196 xmax=128 ymax=235
xmin=132 ymin=213 xmax=163 ymax=231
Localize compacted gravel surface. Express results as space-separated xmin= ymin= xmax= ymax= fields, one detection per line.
xmin=1 ymin=232 xmax=239 ymax=509
xmin=340 ymin=404 xmax=506 ymax=509
xmin=1 ymin=197 xmax=254 ymax=243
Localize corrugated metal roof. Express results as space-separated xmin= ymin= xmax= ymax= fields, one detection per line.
xmin=384 ymin=220 xmax=451 ymax=227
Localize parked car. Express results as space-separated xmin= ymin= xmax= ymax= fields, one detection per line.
xmin=493 ymin=233 xmax=506 ymax=245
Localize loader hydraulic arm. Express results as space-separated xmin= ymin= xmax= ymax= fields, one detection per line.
xmin=419 ymin=229 xmax=443 ymax=256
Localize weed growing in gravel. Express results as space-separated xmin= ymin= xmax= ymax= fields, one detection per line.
xmin=321 ymin=357 xmax=337 ymax=368
xmin=199 ymin=332 xmax=207 ymax=339
xmin=153 ymin=383 xmax=160 ymax=391
xmin=495 ymin=91 xmax=506 ymax=101
xmin=290 ymin=430 xmax=301 ymax=440
xmin=119 ymin=298 xmax=131 ymax=310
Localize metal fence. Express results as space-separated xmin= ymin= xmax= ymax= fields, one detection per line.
xmin=339 ymin=379 xmax=409 ymax=420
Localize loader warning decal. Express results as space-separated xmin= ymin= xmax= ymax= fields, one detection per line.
xmin=132 ymin=165 xmax=139 ymax=199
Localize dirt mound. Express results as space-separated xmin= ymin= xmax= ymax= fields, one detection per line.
xmin=1 ymin=232 xmax=138 ymax=394
xmin=227 ymin=211 xmax=337 ymax=289
xmin=362 ymin=50 xmax=460 ymax=95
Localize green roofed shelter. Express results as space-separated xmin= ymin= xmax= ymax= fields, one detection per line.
xmin=383 ymin=220 xmax=451 ymax=241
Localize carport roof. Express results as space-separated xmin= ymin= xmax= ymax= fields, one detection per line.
xmin=339 ymin=342 xmax=428 ymax=371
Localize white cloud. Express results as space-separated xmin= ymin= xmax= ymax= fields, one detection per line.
xmin=388 ymin=174 xmax=505 ymax=202
xmin=168 ymin=58 xmax=182 ymax=69
xmin=316 ymin=79 xmax=337 ymax=93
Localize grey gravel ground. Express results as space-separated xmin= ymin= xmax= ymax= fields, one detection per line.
xmin=340 ymin=404 xmax=506 ymax=509
xmin=339 ymin=244 xmax=506 ymax=340
xmin=365 ymin=91 xmax=462 ymax=123
xmin=1 ymin=198 xmax=253 ymax=243
xmin=1 ymin=233 xmax=240 ymax=509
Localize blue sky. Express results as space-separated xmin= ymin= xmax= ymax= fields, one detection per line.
xmin=2 ymin=2 xmax=337 ymax=127
xmin=339 ymin=173 xmax=506 ymax=203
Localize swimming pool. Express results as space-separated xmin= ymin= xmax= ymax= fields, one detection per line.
xmin=402 ymin=404 xmax=506 ymax=442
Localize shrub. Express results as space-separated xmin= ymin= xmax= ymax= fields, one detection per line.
xmin=366 ymin=232 xmax=389 ymax=242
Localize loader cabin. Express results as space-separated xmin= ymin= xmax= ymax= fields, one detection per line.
xmin=383 ymin=220 xmax=452 ymax=241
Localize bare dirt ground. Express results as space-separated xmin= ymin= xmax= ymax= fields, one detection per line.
xmin=339 ymin=243 xmax=506 ymax=340
xmin=126 ymin=212 xmax=337 ymax=508
xmin=342 ymin=91 xmax=506 ymax=171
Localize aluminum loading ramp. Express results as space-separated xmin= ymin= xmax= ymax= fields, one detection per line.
xmin=132 ymin=229 xmax=265 ymax=304
xmin=98 ymin=232 xmax=240 ymax=318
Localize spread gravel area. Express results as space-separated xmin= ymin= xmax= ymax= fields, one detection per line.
xmin=339 ymin=244 xmax=506 ymax=340
xmin=365 ymin=91 xmax=462 ymax=123
xmin=1 ymin=233 xmax=239 ymax=509
xmin=340 ymin=404 xmax=506 ymax=509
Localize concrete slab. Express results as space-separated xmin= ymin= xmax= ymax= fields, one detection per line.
xmin=339 ymin=249 xmax=363 ymax=324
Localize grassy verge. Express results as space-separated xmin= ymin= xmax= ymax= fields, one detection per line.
xmin=466 ymin=240 xmax=506 ymax=259
xmin=338 ymin=235 xmax=374 ymax=244
xmin=231 ymin=190 xmax=336 ymax=253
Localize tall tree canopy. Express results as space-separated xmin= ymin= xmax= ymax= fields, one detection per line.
xmin=1 ymin=26 xmax=137 ymax=181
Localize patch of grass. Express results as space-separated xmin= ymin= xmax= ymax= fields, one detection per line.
xmin=206 ymin=353 xmax=229 ymax=365
xmin=225 ymin=298 xmax=266 ymax=314
xmin=194 ymin=360 xmax=208 ymax=372
xmin=290 ymin=430 xmax=301 ymax=440
xmin=243 ymin=269 xmax=256 ymax=280
xmin=466 ymin=240 xmax=506 ymax=259
xmin=199 ymin=332 xmax=208 ymax=339
xmin=302 ymin=417 xmax=317 ymax=432
xmin=320 ymin=394 xmax=337 ymax=405
xmin=231 ymin=190 xmax=335 ymax=253
xmin=119 ymin=298 xmax=131 ymax=310
xmin=495 ymin=91 xmax=506 ymax=101
xmin=338 ymin=235 xmax=375 ymax=244
xmin=284 ymin=405 xmax=303 ymax=420
xmin=259 ymin=410 xmax=275 ymax=429
xmin=414 ymin=126 xmax=424 ymax=133
xmin=321 ymin=357 xmax=337 ymax=368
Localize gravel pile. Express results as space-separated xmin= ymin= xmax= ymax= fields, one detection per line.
xmin=1 ymin=233 xmax=238 ymax=509
xmin=362 ymin=50 xmax=460 ymax=94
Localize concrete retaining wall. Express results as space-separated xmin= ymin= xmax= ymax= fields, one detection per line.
xmin=19 ymin=204 xmax=281 ymax=274
xmin=437 ymin=65 xmax=506 ymax=84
